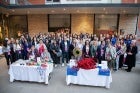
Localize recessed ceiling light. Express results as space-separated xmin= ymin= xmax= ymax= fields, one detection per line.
xmin=27 ymin=11 xmax=30 ymax=14
xmin=5 ymin=13 xmax=9 ymax=17
xmin=84 ymin=12 xmax=88 ymax=14
xmin=105 ymin=11 xmax=108 ymax=14
xmin=76 ymin=10 xmax=79 ymax=12
xmin=101 ymin=14 xmax=105 ymax=18
xmin=123 ymin=10 xmax=126 ymax=13
xmin=63 ymin=8 xmax=66 ymax=11
xmin=12 ymin=9 xmax=15 ymax=12
xmin=51 ymin=10 xmax=54 ymax=13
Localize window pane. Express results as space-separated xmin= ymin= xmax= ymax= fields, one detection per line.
xmin=49 ymin=14 xmax=70 ymax=27
xmin=95 ymin=14 xmax=118 ymax=35
xmin=49 ymin=14 xmax=70 ymax=32
xmin=9 ymin=15 xmax=28 ymax=38
xmin=53 ymin=0 xmax=60 ymax=2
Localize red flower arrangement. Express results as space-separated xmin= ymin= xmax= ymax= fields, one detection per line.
xmin=77 ymin=58 xmax=96 ymax=70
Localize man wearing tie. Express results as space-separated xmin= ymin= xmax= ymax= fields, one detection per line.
xmin=60 ymin=37 xmax=70 ymax=66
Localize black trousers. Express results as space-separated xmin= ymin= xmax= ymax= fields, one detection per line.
xmin=11 ymin=52 xmax=16 ymax=63
xmin=52 ymin=54 xmax=60 ymax=64
xmin=119 ymin=55 xmax=124 ymax=68
xmin=62 ymin=52 xmax=69 ymax=63
xmin=4 ymin=53 xmax=12 ymax=66
xmin=128 ymin=66 xmax=132 ymax=71
xmin=15 ymin=51 xmax=23 ymax=61
xmin=98 ymin=56 xmax=105 ymax=64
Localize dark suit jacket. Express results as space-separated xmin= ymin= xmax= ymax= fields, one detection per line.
xmin=82 ymin=45 xmax=91 ymax=58
xmin=97 ymin=45 xmax=106 ymax=59
xmin=125 ymin=45 xmax=138 ymax=67
xmin=60 ymin=40 xmax=70 ymax=53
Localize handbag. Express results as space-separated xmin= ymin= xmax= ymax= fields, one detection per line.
xmin=56 ymin=50 xmax=62 ymax=57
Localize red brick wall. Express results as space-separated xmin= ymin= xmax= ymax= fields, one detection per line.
xmin=122 ymin=0 xmax=136 ymax=3
xmin=28 ymin=0 xmax=45 ymax=5
xmin=137 ymin=0 xmax=140 ymax=3
xmin=0 ymin=0 xmax=9 ymax=5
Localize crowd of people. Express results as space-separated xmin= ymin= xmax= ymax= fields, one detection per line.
xmin=2 ymin=32 xmax=138 ymax=72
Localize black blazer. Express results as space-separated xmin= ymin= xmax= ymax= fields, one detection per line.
xmin=97 ymin=45 xmax=106 ymax=59
xmin=82 ymin=45 xmax=91 ymax=58
xmin=125 ymin=45 xmax=138 ymax=67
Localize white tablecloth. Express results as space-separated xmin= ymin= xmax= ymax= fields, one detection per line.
xmin=0 ymin=46 xmax=3 ymax=55
xmin=9 ymin=61 xmax=53 ymax=84
xmin=66 ymin=68 xmax=112 ymax=88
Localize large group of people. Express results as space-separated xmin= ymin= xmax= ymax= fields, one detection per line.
xmin=2 ymin=32 xmax=138 ymax=72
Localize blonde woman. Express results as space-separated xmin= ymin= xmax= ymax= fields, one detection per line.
xmin=90 ymin=40 xmax=98 ymax=58
xmin=105 ymin=43 xmax=117 ymax=70
xmin=119 ymin=39 xmax=127 ymax=68
xmin=75 ymin=39 xmax=83 ymax=60
xmin=115 ymin=41 xmax=121 ymax=71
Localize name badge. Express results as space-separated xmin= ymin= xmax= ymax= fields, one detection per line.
xmin=8 ymin=52 xmax=10 ymax=55
xmin=19 ymin=50 xmax=21 ymax=54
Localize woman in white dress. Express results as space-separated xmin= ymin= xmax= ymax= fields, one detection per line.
xmin=105 ymin=43 xmax=117 ymax=70
xmin=77 ymin=39 xmax=83 ymax=51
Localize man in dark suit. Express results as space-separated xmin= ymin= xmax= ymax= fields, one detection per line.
xmin=125 ymin=41 xmax=138 ymax=72
xmin=60 ymin=37 xmax=70 ymax=66
xmin=97 ymin=41 xmax=106 ymax=64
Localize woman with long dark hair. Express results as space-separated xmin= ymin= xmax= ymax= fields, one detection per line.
xmin=9 ymin=38 xmax=16 ymax=63
xmin=82 ymin=40 xmax=91 ymax=58
xmin=97 ymin=41 xmax=106 ymax=64
xmin=119 ymin=39 xmax=126 ymax=68
xmin=32 ymin=37 xmax=38 ymax=47
xmin=22 ymin=38 xmax=31 ymax=60
xmin=2 ymin=39 xmax=12 ymax=68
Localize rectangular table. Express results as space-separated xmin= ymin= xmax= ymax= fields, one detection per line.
xmin=66 ymin=68 xmax=112 ymax=88
xmin=0 ymin=46 xmax=3 ymax=55
xmin=9 ymin=60 xmax=53 ymax=84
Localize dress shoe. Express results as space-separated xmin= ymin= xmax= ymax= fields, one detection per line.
xmin=125 ymin=69 xmax=128 ymax=71
xmin=127 ymin=70 xmax=131 ymax=72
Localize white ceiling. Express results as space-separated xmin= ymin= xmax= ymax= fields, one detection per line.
xmin=0 ymin=7 xmax=139 ymax=15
